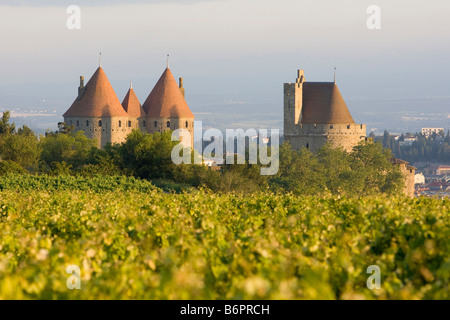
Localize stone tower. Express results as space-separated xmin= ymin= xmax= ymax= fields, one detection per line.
xmin=63 ymin=66 xmax=134 ymax=148
xmin=121 ymin=82 xmax=147 ymax=133
xmin=142 ymin=67 xmax=195 ymax=149
xmin=284 ymin=69 xmax=366 ymax=152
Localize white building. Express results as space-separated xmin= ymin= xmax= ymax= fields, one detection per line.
xmin=415 ymin=173 xmax=425 ymax=185
xmin=421 ymin=128 xmax=444 ymax=137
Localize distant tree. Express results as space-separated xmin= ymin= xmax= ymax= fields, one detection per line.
xmin=382 ymin=130 xmax=391 ymax=150
xmin=17 ymin=125 xmax=34 ymax=137
xmin=0 ymin=111 xmax=15 ymax=135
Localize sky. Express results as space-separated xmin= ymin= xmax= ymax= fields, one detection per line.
xmin=0 ymin=0 xmax=449 ymax=133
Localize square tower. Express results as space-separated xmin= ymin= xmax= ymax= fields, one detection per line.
xmin=283 ymin=70 xmax=305 ymax=137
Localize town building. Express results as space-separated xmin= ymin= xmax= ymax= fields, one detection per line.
xmin=421 ymin=128 xmax=444 ymax=137
xmin=414 ymin=173 xmax=425 ymax=185
xmin=425 ymin=165 xmax=450 ymax=176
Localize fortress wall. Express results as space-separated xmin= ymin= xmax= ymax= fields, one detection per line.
xmin=146 ymin=117 xmax=194 ymax=148
xmin=65 ymin=116 xmax=136 ymax=148
xmin=285 ymin=123 xmax=367 ymax=152
xmin=398 ymin=163 xmax=416 ymax=198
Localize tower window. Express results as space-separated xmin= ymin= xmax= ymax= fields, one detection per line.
xmin=306 ymin=143 xmax=309 ymax=149
xmin=128 ymin=121 xmax=131 ymax=127
xmin=143 ymin=120 xmax=146 ymax=128
xmin=119 ymin=120 xmax=122 ymax=127
xmin=167 ymin=121 xmax=170 ymax=128
xmin=185 ymin=121 xmax=188 ymax=128
xmin=77 ymin=120 xmax=79 ymax=127
xmin=98 ymin=120 xmax=102 ymax=127
xmin=86 ymin=120 xmax=89 ymax=127
xmin=154 ymin=121 xmax=157 ymax=128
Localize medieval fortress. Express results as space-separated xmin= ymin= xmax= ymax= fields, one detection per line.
xmin=64 ymin=66 xmax=367 ymax=153
xmin=62 ymin=64 xmax=416 ymax=196
xmin=63 ymin=64 xmax=195 ymax=149
xmin=284 ymin=70 xmax=367 ymax=152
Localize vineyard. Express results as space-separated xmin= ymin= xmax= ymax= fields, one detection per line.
xmin=0 ymin=175 xmax=449 ymax=299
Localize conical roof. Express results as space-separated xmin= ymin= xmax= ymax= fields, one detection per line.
xmin=142 ymin=68 xmax=194 ymax=118
xmin=63 ymin=67 xmax=127 ymax=118
xmin=122 ymin=87 xmax=146 ymax=118
xmin=301 ymin=82 xmax=355 ymax=124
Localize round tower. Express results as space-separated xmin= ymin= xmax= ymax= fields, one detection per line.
xmin=63 ymin=66 xmax=131 ymax=148
xmin=142 ymin=67 xmax=195 ymax=149
xmin=121 ymin=82 xmax=147 ymax=132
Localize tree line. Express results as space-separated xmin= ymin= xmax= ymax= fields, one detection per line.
xmin=0 ymin=110 xmax=405 ymax=196
xmin=374 ymin=130 xmax=450 ymax=164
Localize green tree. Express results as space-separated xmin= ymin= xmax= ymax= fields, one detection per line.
xmin=0 ymin=111 xmax=15 ymax=135
xmin=0 ymin=160 xmax=27 ymax=175
xmin=39 ymin=130 xmax=97 ymax=171
xmin=350 ymin=141 xmax=403 ymax=195
xmin=0 ymin=132 xmax=41 ymax=170
xmin=269 ymin=142 xmax=325 ymax=195
xmin=17 ymin=125 xmax=34 ymax=136
xmin=116 ymin=130 xmax=179 ymax=180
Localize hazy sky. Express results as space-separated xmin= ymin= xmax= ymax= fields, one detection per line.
xmin=0 ymin=0 xmax=449 ymax=131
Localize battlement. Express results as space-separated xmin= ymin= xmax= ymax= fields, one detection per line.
xmin=294 ymin=123 xmax=366 ymax=135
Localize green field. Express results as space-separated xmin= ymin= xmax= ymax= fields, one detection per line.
xmin=0 ymin=175 xmax=449 ymax=299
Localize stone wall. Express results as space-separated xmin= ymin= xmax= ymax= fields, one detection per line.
xmin=398 ymin=163 xmax=416 ymax=198
xmin=66 ymin=116 xmax=194 ymax=149
xmin=65 ymin=116 xmax=137 ymax=148
xmin=146 ymin=117 xmax=194 ymax=149
xmin=283 ymin=71 xmax=304 ymax=137
xmin=285 ymin=123 xmax=367 ymax=152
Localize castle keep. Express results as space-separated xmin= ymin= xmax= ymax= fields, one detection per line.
xmin=284 ymin=70 xmax=366 ymax=152
xmin=63 ymin=65 xmax=194 ymax=149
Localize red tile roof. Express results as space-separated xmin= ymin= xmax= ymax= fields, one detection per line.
xmin=391 ymin=158 xmax=409 ymax=165
xmin=122 ymin=87 xmax=146 ymax=118
xmin=64 ymin=67 xmax=127 ymax=118
xmin=301 ymin=82 xmax=355 ymax=124
xmin=142 ymin=68 xmax=194 ymax=119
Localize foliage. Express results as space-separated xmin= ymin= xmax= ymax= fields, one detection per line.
xmin=0 ymin=111 xmax=15 ymax=135
xmin=0 ymin=178 xmax=448 ymax=300
xmin=0 ymin=131 xmax=41 ymax=170
xmin=0 ymin=174 xmax=156 ymax=192
xmin=39 ymin=130 xmax=97 ymax=171
xmin=270 ymin=141 xmax=404 ymax=197
xmin=115 ymin=130 xmax=179 ymax=180
xmin=0 ymin=111 xmax=407 ymax=196
xmin=0 ymin=160 xmax=28 ymax=176
xmin=381 ymin=130 xmax=450 ymax=164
